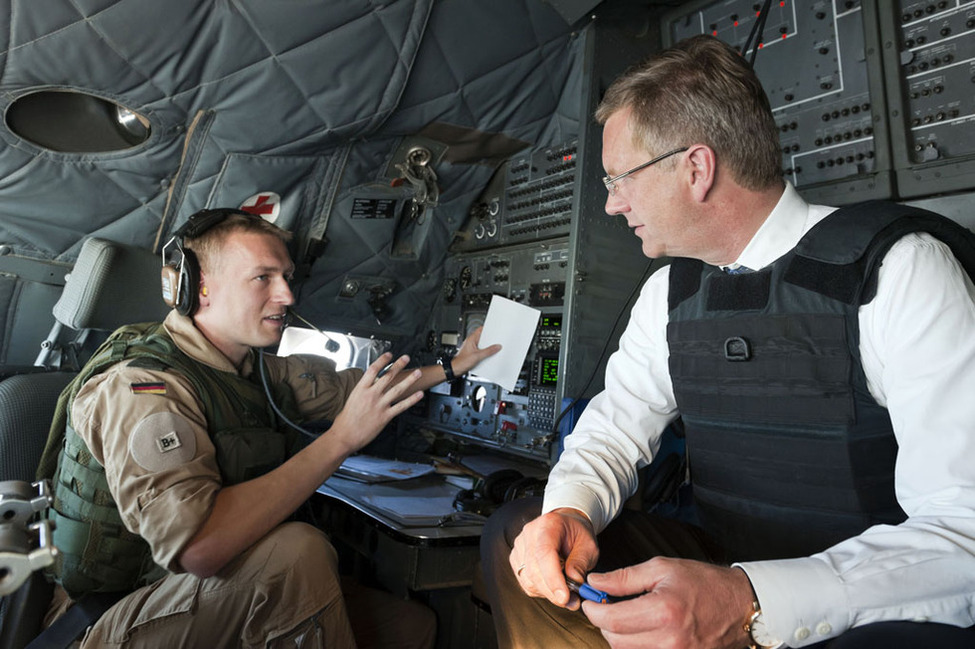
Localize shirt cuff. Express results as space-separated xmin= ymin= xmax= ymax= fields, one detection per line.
xmin=542 ymin=483 xmax=606 ymax=533
xmin=735 ymin=557 xmax=850 ymax=647
xmin=138 ymin=481 xmax=220 ymax=572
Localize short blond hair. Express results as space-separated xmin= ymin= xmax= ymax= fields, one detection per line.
xmin=184 ymin=212 xmax=292 ymax=274
xmin=596 ymin=35 xmax=782 ymax=191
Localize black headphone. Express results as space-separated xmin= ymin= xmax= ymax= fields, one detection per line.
xmin=161 ymin=208 xmax=261 ymax=316
xmin=451 ymin=469 xmax=546 ymax=516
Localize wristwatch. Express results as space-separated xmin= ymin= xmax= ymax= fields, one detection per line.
xmin=744 ymin=601 xmax=785 ymax=649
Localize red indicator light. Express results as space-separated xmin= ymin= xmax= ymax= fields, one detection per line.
xmin=782 ymin=33 xmax=787 ymax=39
xmin=758 ymin=42 xmax=764 ymax=49
xmin=734 ymin=21 xmax=739 ymax=26
xmin=712 ymin=30 xmax=718 ymax=36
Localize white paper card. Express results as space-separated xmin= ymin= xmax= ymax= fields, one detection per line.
xmin=469 ymin=295 xmax=541 ymax=391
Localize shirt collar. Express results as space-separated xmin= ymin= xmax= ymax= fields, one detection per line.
xmin=728 ymin=181 xmax=833 ymax=271
xmin=162 ymin=309 xmax=251 ymax=376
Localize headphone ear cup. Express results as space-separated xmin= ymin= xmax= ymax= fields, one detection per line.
xmin=503 ymin=476 xmax=546 ymax=503
xmin=175 ymin=247 xmax=200 ymax=316
xmin=161 ymin=265 xmax=180 ymax=309
xmin=163 ymin=207 xmax=266 ymax=316
xmin=482 ymin=469 xmax=524 ymax=504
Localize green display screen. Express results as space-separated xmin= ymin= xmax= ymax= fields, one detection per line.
xmin=538 ymin=356 xmax=559 ymax=385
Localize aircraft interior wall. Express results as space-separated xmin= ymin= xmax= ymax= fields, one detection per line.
xmin=4 ymin=1 xmax=975 ymax=645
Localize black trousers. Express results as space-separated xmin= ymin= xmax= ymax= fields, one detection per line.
xmin=480 ymin=497 xmax=975 ymax=649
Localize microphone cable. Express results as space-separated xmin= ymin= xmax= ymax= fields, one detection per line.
xmin=257 ymin=308 xmax=340 ymax=441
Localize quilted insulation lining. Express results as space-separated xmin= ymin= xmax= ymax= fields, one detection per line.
xmin=0 ymin=0 xmax=582 ymax=346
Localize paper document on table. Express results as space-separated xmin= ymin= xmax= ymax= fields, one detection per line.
xmin=359 ymin=494 xmax=458 ymax=522
xmin=468 ymin=295 xmax=541 ymax=391
xmin=336 ymin=455 xmax=436 ymax=483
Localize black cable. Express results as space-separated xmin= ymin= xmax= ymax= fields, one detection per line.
xmin=749 ymin=1 xmax=773 ymax=68
xmin=741 ymin=0 xmax=774 ymax=68
xmin=550 ymin=258 xmax=658 ymax=436
xmin=257 ymin=348 xmax=323 ymax=441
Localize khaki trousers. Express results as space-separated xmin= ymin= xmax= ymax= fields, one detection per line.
xmin=72 ymin=522 xmax=434 ymax=648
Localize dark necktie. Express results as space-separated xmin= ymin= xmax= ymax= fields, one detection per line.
xmin=724 ymin=265 xmax=753 ymax=275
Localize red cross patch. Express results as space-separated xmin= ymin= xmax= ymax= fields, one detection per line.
xmin=239 ymin=192 xmax=281 ymax=223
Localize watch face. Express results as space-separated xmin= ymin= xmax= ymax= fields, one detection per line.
xmin=750 ymin=613 xmax=783 ymax=648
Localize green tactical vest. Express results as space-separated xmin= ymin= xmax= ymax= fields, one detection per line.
xmin=39 ymin=322 xmax=303 ymax=598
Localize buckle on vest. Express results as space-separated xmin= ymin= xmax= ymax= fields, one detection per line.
xmin=724 ymin=336 xmax=751 ymax=361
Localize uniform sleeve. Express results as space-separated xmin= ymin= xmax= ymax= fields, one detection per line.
xmin=738 ymin=234 xmax=975 ymax=646
xmin=71 ymin=362 xmax=221 ymax=573
xmin=264 ymin=354 xmax=364 ymax=422
xmin=542 ymin=267 xmax=679 ymax=532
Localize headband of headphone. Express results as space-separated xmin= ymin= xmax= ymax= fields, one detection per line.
xmin=160 ymin=208 xmax=262 ymax=316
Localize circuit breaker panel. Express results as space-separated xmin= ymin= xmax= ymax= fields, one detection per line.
xmin=880 ymin=0 xmax=975 ymax=197
xmin=666 ymin=0 xmax=893 ymax=204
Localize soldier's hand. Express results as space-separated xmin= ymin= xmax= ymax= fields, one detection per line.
xmin=330 ymin=352 xmax=423 ymax=454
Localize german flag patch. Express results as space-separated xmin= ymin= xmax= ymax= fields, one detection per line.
xmin=131 ymin=382 xmax=167 ymax=395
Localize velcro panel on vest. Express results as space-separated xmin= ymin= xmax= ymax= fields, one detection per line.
xmin=667 ymin=314 xmax=853 ymax=425
xmin=706 ymin=269 xmax=771 ymax=312
xmin=668 ymin=258 xmax=703 ymax=311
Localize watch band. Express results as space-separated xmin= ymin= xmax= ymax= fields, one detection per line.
xmin=439 ymin=355 xmax=457 ymax=381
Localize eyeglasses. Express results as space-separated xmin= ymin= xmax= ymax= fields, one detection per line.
xmin=602 ymin=147 xmax=688 ymax=196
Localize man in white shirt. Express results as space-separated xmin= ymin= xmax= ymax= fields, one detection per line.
xmin=481 ymin=35 xmax=975 ymax=649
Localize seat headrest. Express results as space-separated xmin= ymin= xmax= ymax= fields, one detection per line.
xmin=52 ymin=238 xmax=170 ymax=331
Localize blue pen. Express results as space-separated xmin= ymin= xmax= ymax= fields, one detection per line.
xmin=566 ymin=578 xmax=610 ymax=604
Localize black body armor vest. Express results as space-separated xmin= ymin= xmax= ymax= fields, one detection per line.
xmin=666 ymin=201 xmax=975 ymax=562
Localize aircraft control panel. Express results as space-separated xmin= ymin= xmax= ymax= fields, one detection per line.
xmin=667 ymin=0 xmax=892 ymax=202
xmin=881 ymin=0 xmax=975 ymax=196
xmin=409 ymin=239 xmax=571 ymax=462
xmin=406 ymin=132 xmax=649 ymax=464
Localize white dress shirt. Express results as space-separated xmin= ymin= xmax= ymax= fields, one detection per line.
xmin=543 ymin=182 xmax=975 ymax=646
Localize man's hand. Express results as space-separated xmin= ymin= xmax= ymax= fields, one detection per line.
xmin=509 ymin=508 xmax=600 ymax=609
xmin=451 ymin=326 xmax=502 ymax=376
xmin=328 ymin=352 xmax=423 ymax=455
xmin=582 ymin=558 xmax=754 ymax=649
